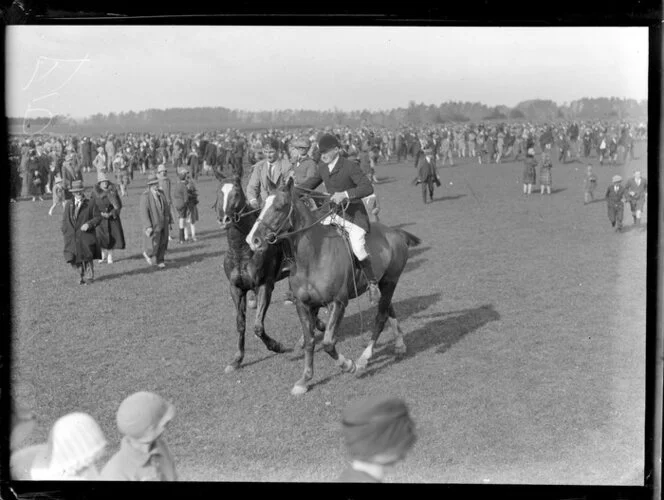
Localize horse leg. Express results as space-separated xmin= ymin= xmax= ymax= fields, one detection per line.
xmin=321 ymin=301 xmax=356 ymax=374
xmin=356 ymin=281 xmax=397 ymax=370
xmin=292 ymin=300 xmax=316 ymax=396
xmin=253 ymin=282 xmax=289 ymax=354
xmin=225 ymin=285 xmax=246 ymax=373
xmin=388 ymin=303 xmax=407 ymax=355
xmin=299 ymin=307 xmax=325 ymax=348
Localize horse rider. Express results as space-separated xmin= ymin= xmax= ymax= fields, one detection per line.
xmin=297 ymin=133 xmax=381 ymax=305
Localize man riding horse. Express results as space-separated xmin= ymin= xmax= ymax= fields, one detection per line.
xmin=296 ymin=133 xmax=381 ymax=305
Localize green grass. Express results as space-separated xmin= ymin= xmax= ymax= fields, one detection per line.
xmin=11 ymin=144 xmax=647 ymax=484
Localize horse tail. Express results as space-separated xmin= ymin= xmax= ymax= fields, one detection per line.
xmin=396 ymin=229 xmax=421 ymax=248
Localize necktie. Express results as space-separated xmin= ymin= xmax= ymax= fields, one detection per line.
xmin=268 ymin=163 xmax=274 ymax=180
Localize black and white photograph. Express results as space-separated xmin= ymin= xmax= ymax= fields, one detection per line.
xmin=5 ymin=23 xmax=655 ymax=488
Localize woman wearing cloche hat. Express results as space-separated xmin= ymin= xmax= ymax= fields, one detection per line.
xmin=91 ymin=171 xmax=126 ymax=264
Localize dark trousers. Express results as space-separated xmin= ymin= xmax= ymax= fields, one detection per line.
xmin=607 ymin=203 xmax=624 ymax=229
xmin=148 ymin=228 xmax=169 ymax=263
xmin=422 ymin=180 xmax=434 ymax=203
xmin=76 ymin=260 xmax=94 ymax=281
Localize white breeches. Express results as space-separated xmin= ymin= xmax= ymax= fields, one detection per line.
xmin=321 ymin=213 xmax=368 ymax=260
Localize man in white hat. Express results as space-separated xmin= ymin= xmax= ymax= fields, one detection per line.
xmin=605 ymin=175 xmax=627 ymax=232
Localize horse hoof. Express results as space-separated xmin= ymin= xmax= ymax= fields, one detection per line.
xmin=395 ymin=345 xmax=407 ymax=356
xmin=247 ymin=301 xmax=257 ymax=309
xmin=224 ymin=364 xmax=238 ymax=374
xmin=273 ymin=343 xmax=292 ymax=354
xmin=291 ymin=385 xmax=308 ymax=396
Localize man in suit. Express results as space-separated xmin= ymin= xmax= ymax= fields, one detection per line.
xmin=605 ymin=175 xmax=627 ymax=232
xmin=61 ymin=180 xmax=103 ymax=284
xmin=140 ymin=173 xmax=172 ymax=268
xmin=246 ymin=137 xmax=293 ymax=209
xmin=623 ymin=169 xmax=647 ymax=225
xmin=297 ymin=134 xmax=381 ymax=305
xmin=414 ymin=143 xmax=440 ymax=204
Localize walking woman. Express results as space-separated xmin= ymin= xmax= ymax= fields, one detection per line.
xmin=91 ymin=172 xmax=126 ymax=264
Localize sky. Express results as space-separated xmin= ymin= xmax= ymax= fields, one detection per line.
xmin=5 ymin=26 xmax=649 ymax=119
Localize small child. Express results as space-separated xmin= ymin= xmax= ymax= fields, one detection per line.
xmin=49 ymin=174 xmax=67 ymax=216
xmin=101 ymin=391 xmax=177 ymax=481
xmin=584 ymin=164 xmax=598 ymax=204
xmin=522 ymin=148 xmax=537 ymax=196
xmin=539 ymin=151 xmax=553 ymax=195
xmin=336 ymin=395 xmax=417 ymax=483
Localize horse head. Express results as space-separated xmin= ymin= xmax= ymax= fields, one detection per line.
xmin=214 ymin=174 xmax=246 ymax=229
xmin=246 ymin=176 xmax=296 ymax=253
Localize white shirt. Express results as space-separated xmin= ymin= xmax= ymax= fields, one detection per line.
xmin=327 ymin=154 xmax=339 ymax=173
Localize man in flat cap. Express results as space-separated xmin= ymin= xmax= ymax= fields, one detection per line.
xmin=297 ymin=133 xmax=381 ymax=305
xmin=337 ymin=395 xmax=417 ymax=482
xmin=606 ymin=175 xmax=627 ymax=232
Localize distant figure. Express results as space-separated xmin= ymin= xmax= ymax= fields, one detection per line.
xmin=605 ymin=175 xmax=626 ymax=232
xmin=337 ymin=395 xmax=417 ymax=483
xmin=101 ymin=391 xmax=177 ymax=481
xmin=583 ymin=165 xmax=598 ymax=205
xmin=623 ymin=170 xmax=647 ymax=226
xmin=539 ymin=151 xmax=553 ymax=195
xmin=522 ymin=148 xmax=537 ymax=196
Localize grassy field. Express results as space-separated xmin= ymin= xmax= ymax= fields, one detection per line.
xmin=10 ymin=144 xmax=647 ymax=484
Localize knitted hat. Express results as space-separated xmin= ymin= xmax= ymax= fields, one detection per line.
xmin=44 ymin=413 xmax=107 ymax=477
xmin=342 ymin=395 xmax=417 ymax=462
xmin=116 ymin=391 xmax=175 ymax=442
xmin=69 ymin=180 xmax=84 ymax=193
xmin=97 ymin=172 xmax=110 ymax=184
xmin=612 ymin=175 xmax=622 ymax=183
xmin=147 ymin=173 xmax=160 ymax=185
xmin=318 ymin=134 xmax=340 ymax=154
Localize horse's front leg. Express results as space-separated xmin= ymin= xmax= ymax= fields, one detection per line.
xmin=321 ymin=300 xmax=356 ymax=374
xmin=292 ymin=300 xmax=316 ymax=396
xmin=253 ymin=282 xmax=289 ymax=354
xmin=225 ymin=284 xmax=247 ymax=374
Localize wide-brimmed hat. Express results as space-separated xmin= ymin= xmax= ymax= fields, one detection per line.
xmin=147 ymin=173 xmax=160 ymax=185
xmin=116 ymin=391 xmax=176 ymax=442
xmin=97 ymin=172 xmax=110 ymax=184
xmin=157 ymin=164 xmax=167 ymax=174
xmin=69 ymin=180 xmax=84 ymax=193
xmin=612 ymin=175 xmax=622 ymax=183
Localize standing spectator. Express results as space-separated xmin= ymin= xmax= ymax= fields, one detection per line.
xmin=231 ymin=136 xmax=245 ymax=178
xmin=62 ymin=180 xmax=102 ymax=284
xmin=48 ymin=174 xmax=67 ymax=216
xmin=246 ymin=138 xmax=293 ymax=210
xmin=539 ymin=150 xmax=553 ymax=195
xmin=101 ymin=391 xmax=177 ymax=481
xmin=30 ymin=412 xmax=107 ymax=480
xmin=187 ymin=147 xmax=200 ymax=181
xmin=93 ymin=146 xmax=107 ymax=174
xmin=27 ymin=147 xmax=44 ymax=202
xmin=605 ymin=175 xmax=626 ymax=232
xmin=80 ymin=136 xmax=93 ymax=173
xmin=583 ymin=164 xmax=598 ymax=205
xmin=336 ymin=395 xmax=417 ymax=483
xmin=414 ymin=143 xmax=439 ymax=204
xmin=105 ymin=135 xmax=116 ymax=171
xmin=91 ymin=172 xmax=126 ymax=265
xmin=140 ymin=173 xmax=172 ymax=268
xmin=598 ymin=134 xmax=608 ymax=166
xmin=173 ymin=168 xmax=195 ymax=243
xmin=157 ymin=164 xmax=175 ymax=241
xmin=522 ymin=148 xmax=537 ymax=196
xmin=624 ymin=169 xmax=648 ymax=226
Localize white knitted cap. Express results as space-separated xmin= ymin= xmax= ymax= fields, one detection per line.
xmin=46 ymin=412 xmax=107 ymax=476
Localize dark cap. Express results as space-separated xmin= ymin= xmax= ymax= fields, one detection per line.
xmin=318 ymin=134 xmax=340 ymax=154
xmin=262 ymin=137 xmax=280 ymax=151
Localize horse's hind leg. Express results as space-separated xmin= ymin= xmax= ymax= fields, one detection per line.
xmin=225 ymin=285 xmax=247 ymax=373
xmin=357 ymin=280 xmax=397 ymax=370
xmin=253 ymin=282 xmax=289 ymax=354
xmin=320 ymin=300 xmax=356 ymax=374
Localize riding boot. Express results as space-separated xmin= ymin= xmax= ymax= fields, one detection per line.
xmin=359 ymin=257 xmax=381 ymax=306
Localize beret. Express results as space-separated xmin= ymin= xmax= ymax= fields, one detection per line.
xmin=318 ymin=134 xmax=340 ymax=153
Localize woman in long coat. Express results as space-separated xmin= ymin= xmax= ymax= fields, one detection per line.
xmin=62 ymin=181 xmax=102 ymax=284
xmin=90 ymin=172 xmax=125 ymax=264
xmin=522 ymin=148 xmax=537 ymax=196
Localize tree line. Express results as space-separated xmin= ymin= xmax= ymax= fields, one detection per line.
xmin=8 ymin=97 xmax=647 ymax=135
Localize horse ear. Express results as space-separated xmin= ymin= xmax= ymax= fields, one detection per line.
xmin=285 ymin=174 xmax=295 ymax=192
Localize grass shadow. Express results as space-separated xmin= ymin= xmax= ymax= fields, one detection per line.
xmin=430 ymin=194 xmax=467 ymax=203
xmin=403 ymin=258 xmax=427 ymax=275
xmin=390 ymin=222 xmax=416 ymax=230
xmin=356 ymin=304 xmax=501 ymax=379
xmin=406 ymin=246 xmax=430 ymax=259
xmin=167 ymin=249 xmax=225 ymax=266
xmin=549 ymin=187 xmax=567 ymax=194
xmin=375 ymin=177 xmax=397 ymax=185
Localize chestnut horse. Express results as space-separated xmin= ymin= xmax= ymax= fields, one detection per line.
xmin=246 ymin=177 xmax=421 ymax=395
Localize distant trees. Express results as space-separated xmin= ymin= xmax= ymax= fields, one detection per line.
xmin=9 ymin=97 xmax=648 ymax=134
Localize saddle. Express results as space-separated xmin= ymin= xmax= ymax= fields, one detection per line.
xmin=330 ymin=224 xmax=365 ymax=279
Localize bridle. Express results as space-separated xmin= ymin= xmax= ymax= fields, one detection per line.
xmin=254 ymin=201 xmax=295 ymax=245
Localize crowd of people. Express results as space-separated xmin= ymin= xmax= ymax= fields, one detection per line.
xmin=8 ymin=117 xmax=647 ymax=481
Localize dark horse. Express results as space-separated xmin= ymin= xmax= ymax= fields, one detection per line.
xmin=213 ymin=174 xmax=298 ymax=373
xmin=246 ymin=177 xmax=421 ymax=395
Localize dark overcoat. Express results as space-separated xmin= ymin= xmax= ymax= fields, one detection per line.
xmin=298 ymin=155 xmax=374 ymax=232
xmin=91 ymin=184 xmax=126 ymax=250
xmin=61 ymin=197 xmax=102 ymax=264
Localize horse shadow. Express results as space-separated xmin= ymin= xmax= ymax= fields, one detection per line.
xmin=406 ymin=246 xmax=430 ymax=259
xmin=403 ymin=258 xmax=427 ymax=274
xmin=390 ymin=222 xmax=416 ymax=230
xmin=355 ymin=303 xmax=501 ymax=379
xmin=430 ymin=194 xmax=467 ymax=203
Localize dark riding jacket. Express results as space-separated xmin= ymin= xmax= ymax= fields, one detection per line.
xmin=298 ymin=155 xmax=374 ymax=232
